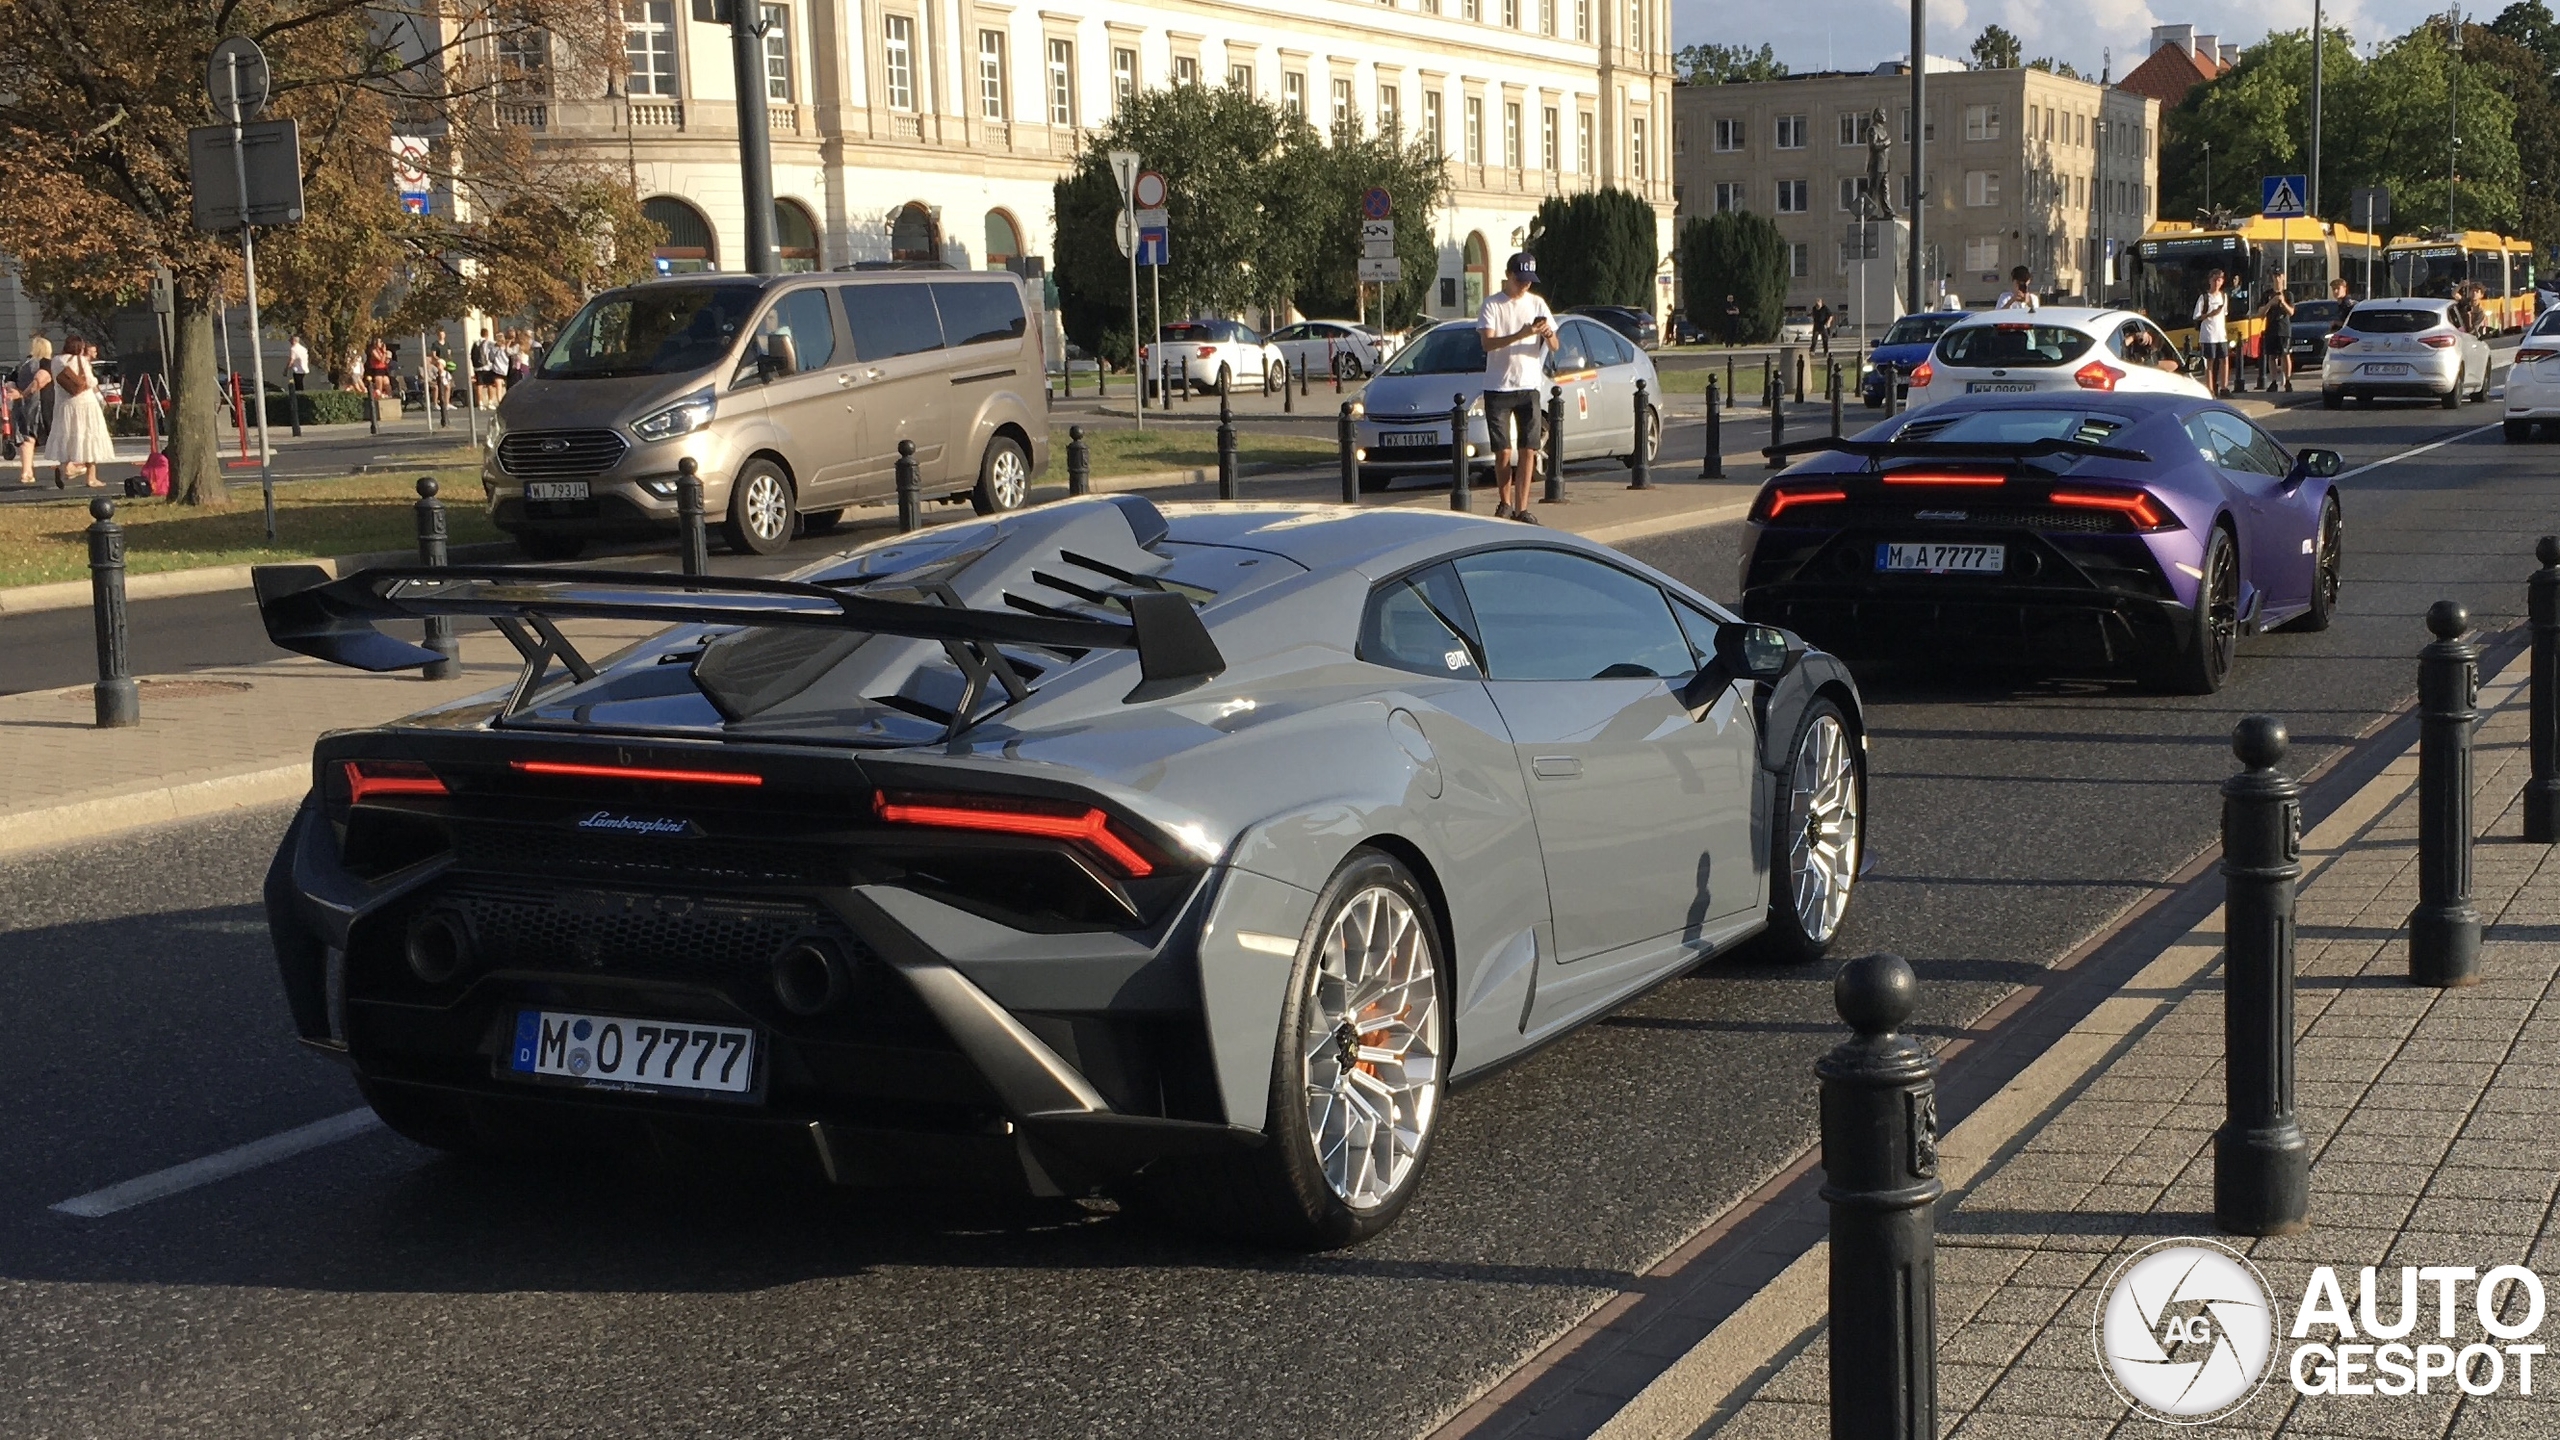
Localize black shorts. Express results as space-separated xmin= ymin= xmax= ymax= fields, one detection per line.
xmin=1482 ymin=387 xmax=1544 ymax=454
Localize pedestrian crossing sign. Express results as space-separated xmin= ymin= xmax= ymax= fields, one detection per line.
xmin=2262 ymin=175 xmax=2308 ymax=219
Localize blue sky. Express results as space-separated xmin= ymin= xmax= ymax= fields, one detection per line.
xmin=1669 ymin=0 xmax=2490 ymax=81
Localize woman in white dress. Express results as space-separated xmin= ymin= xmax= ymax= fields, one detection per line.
xmin=43 ymin=336 xmax=115 ymax=489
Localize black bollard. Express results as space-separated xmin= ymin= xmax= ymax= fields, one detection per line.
xmin=1768 ymin=374 xmax=1786 ymax=468
xmin=1284 ymin=358 xmax=1296 ymax=414
xmin=1097 ymin=359 xmax=1107 ymax=398
xmin=896 ymin=439 xmax=922 ymax=533
xmin=1544 ymin=385 xmax=1566 ymax=505
xmin=413 ymin=477 xmax=459 ymax=680
xmin=1067 ymin=425 xmax=1091 ymax=497
xmin=2412 ymin=600 xmax=2483 ymax=986
xmin=1162 ymin=356 xmax=1175 ymax=412
xmin=1217 ymin=381 xmax=1238 ymax=501
xmin=1332 ymin=357 xmax=1342 ymax=396
xmin=676 ymin=457 xmax=708 ymax=577
xmin=1762 ymin=356 xmax=1774 ymax=410
xmin=2529 ymin=536 xmax=2560 ymax=842
xmin=1300 ymin=356 xmax=1310 ymax=398
xmin=1819 ymin=952 xmax=1940 ymax=1440
xmin=1447 ymin=393 xmax=1471 ymax=513
xmin=367 ymin=385 xmax=379 ymax=436
xmin=1627 ymin=377 xmax=1651 ymax=491
xmin=87 ymin=498 xmax=139 ymax=729
xmin=1338 ymin=402 xmax=1359 ymax=505
xmin=1829 ymin=363 xmax=1844 ymax=439
xmin=1704 ymin=375 xmax=1724 ymax=479
xmin=1725 ymin=354 xmax=1736 ymax=410
xmin=1793 ymin=349 xmax=1807 ymax=405
xmin=2216 ymin=716 xmax=2312 ymax=1237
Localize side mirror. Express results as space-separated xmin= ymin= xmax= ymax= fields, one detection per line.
xmin=1680 ymin=621 xmax=1799 ymax=717
xmin=2291 ymin=447 xmax=2344 ymax=480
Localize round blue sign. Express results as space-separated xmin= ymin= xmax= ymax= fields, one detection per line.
xmin=1363 ymin=187 xmax=1393 ymax=221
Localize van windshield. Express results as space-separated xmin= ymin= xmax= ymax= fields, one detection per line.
xmin=541 ymin=286 xmax=762 ymax=379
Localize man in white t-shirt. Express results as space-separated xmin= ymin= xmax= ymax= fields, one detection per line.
xmin=2193 ymin=268 xmax=2231 ymax=397
xmin=1993 ymin=265 xmax=2038 ymax=312
xmin=1478 ymin=251 xmax=1558 ymax=523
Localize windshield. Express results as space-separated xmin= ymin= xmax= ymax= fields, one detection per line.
xmin=1935 ymin=323 xmax=2096 ymax=368
xmin=1880 ymin=314 xmax=1959 ymax=346
xmin=2388 ymin=249 xmax=2467 ymax=299
xmin=1384 ymin=325 xmax=1488 ymax=376
xmin=541 ymin=285 xmax=761 ymax=379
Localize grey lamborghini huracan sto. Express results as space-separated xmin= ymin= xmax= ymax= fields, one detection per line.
xmin=254 ymin=494 xmax=1867 ymax=1248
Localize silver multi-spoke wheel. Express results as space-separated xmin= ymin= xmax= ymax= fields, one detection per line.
xmin=741 ymin=472 xmax=790 ymax=542
xmin=986 ymin=445 xmax=1028 ymax=509
xmin=1300 ymin=884 xmax=1441 ymax=1211
xmin=1786 ymin=712 xmax=1860 ymax=945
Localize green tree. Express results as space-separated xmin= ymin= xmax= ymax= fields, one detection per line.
xmin=1525 ymin=189 xmax=1659 ymax=309
xmin=2025 ymin=58 xmax=2085 ymax=80
xmin=2447 ymin=25 xmax=2558 ymax=252
xmin=1272 ymin=120 xmax=1449 ymax=327
xmin=1676 ymin=42 xmax=1788 ymax=85
xmin=1677 ymin=211 xmax=1786 ymax=342
xmin=2156 ymin=28 xmax=2345 ymax=222
xmin=1970 ymin=25 xmax=2022 ymax=70
xmin=2343 ymin=23 xmax=2520 ymax=231
xmin=2490 ymin=0 xmax=2560 ymax=75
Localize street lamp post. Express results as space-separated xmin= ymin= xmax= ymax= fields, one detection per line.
xmin=728 ymin=0 xmax=778 ymax=273
xmin=2203 ymin=141 xmax=2213 ymax=215
xmin=1908 ymin=0 xmax=1927 ymax=315
xmin=2449 ymin=8 xmax=2465 ymax=230
xmin=2310 ymin=0 xmax=2325 ymax=218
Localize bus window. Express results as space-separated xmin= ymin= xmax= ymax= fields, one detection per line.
xmin=2472 ymin=248 xmax=2505 ymax=296
xmin=2341 ymin=250 xmax=2373 ymax=300
xmin=2134 ymin=235 xmax=2252 ymax=333
xmin=2392 ymin=246 xmax=2465 ymax=299
xmin=2286 ymin=242 xmax=2326 ymax=293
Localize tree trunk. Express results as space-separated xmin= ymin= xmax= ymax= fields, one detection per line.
xmin=170 ymin=291 xmax=228 ymax=508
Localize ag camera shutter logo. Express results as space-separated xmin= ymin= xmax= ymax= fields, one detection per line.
xmin=2094 ymin=1239 xmax=2278 ymax=1423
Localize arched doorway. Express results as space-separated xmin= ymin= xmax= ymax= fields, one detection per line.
xmin=644 ymin=196 xmax=716 ymax=273
xmin=984 ymin=209 xmax=1022 ymax=269
xmin=1462 ymin=232 xmax=1489 ymax=314
xmin=775 ymin=199 xmax=820 ymax=271
xmin=889 ymin=203 xmax=939 ymax=263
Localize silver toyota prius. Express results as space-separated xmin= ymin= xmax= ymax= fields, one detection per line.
xmin=1352 ymin=317 xmax=1664 ymax=491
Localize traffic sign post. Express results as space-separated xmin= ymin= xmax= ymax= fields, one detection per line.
xmin=2261 ymin=175 xmax=2308 ymax=218
xmin=1138 ymin=228 xmax=1170 ymax=267
xmin=1109 ymin=149 xmax=1143 ymax=431
xmin=1359 ymin=192 xmax=1393 ymax=330
xmin=196 ymin=36 xmax=294 ymax=541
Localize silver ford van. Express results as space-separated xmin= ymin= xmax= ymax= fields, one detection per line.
xmin=483 ymin=271 xmax=1048 ymax=557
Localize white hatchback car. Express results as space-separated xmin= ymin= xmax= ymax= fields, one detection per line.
xmin=2505 ymin=310 xmax=2560 ymax=440
xmin=1903 ymin=307 xmax=2209 ymax=412
xmin=1266 ymin=320 xmax=1398 ymax=381
xmin=2320 ymin=298 xmax=2494 ymax=411
xmin=1137 ymin=319 xmax=1286 ymax=396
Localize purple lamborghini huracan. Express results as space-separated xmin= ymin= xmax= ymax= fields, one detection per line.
xmin=1738 ymin=393 xmax=2345 ymax=694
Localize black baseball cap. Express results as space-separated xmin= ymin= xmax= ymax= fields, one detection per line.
xmin=1505 ymin=251 xmax=1538 ymax=280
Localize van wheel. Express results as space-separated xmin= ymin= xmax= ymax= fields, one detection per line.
xmin=515 ymin=531 xmax=585 ymax=562
xmin=723 ymin=460 xmax=794 ymax=556
xmin=971 ymin=435 xmax=1031 ymax=515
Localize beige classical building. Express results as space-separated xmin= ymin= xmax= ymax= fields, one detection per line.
xmin=1671 ymin=58 xmax=2159 ymax=324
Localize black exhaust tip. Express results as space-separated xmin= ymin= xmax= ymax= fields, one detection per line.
xmin=773 ymin=939 xmax=851 ymax=1016
xmin=405 ymin=910 xmax=472 ymax=985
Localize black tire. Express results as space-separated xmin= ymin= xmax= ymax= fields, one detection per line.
xmin=514 ymin=530 xmax=585 ymax=562
xmin=2278 ymin=494 xmax=2342 ymax=633
xmin=2442 ymin=386 xmax=2463 ymax=410
xmin=970 ymin=434 xmax=1032 ymax=515
xmin=2151 ymin=525 xmax=2240 ymax=694
xmin=1356 ymin=467 xmax=1394 ymax=493
xmin=1760 ymin=697 xmax=1863 ymax=964
xmin=800 ymin=508 xmax=844 ymax=535
xmin=722 ymin=459 xmax=794 ymax=556
xmin=2322 ymin=390 xmax=2343 ymax=409
xmin=2508 ymin=419 xmax=2533 ymax=442
xmin=1123 ymin=849 xmax=1448 ymax=1249
xmin=1331 ymin=352 xmax=1364 ymax=381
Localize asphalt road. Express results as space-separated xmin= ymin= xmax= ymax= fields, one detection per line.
xmin=2 ymin=393 xmax=2551 ymax=1438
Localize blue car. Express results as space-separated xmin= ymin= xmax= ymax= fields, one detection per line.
xmin=1858 ymin=311 xmax=1966 ymax=407
xmin=1740 ymin=391 xmax=2345 ymax=694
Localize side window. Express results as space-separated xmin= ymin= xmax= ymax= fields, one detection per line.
xmin=841 ymin=282 xmax=946 ymax=361
xmin=1452 ymin=548 xmax=1696 ymax=681
xmin=744 ymin=288 xmax=837 ymax=377
xmin=2181 ymin=415 xmax=2226 ymax=467
xmin=2238 ymin=419 xmax=2292 ymax=477
xmin=1268 ymin=324 xmax=1305 ymax=344
xmin=1548 ymin=321 xmax=1593 ymax=375
xmin=1359 ymin=563 xmax=1483 ymax=677
xmin=1671 ymin=598 xmax=1726 ymax=665
xmin=2197 ymin=412 xmax=2281 ymax=475
xmin=929 ymin=281 xmax=1026 ymax=347
xmin=1586 ymin=323 xmax=1636 ymax=368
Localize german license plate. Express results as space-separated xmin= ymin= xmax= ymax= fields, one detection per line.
xmin=2363 ymin=363 xmax=2413 ymax=377
xmin=1378 ymin=430 xmax=1437 ymax=447
xmin=508 ymin=1010 xmax=756 ymax=1096
xmin=1878 ymin=542 xmax=2004 ymax=574
xmin=1966 ymin=381 xmax=2035 ymax=393
xmin=524 ymin=481 xmax=591 ymax=501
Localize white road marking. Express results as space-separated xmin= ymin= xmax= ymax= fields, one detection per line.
xmin=50 ymin=1107 xmax=383 ymax=1219
xmin=2336 ymin=422 xmax=2502 ymax=481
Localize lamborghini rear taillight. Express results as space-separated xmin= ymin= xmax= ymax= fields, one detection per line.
xmin=509 ymin=758 xmax=763 ymax=787
xmin=1755 ymin=486 xmax=1848 ymax=521
xmin=1881 ymin=471 xmax=2004 ymax=487
xmin=342 ymin=760 xmax=447 ymax=805
xmin=2050 ymin=486 xmax=2177 ymax=531
xmin=873 ymin=792 xmax=1158 ymax=877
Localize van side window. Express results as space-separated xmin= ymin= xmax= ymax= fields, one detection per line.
xmin=745 ymin=288 xmax=836 ymax=377
xmin=931 ymin=282 xmax=1026 ymax=346
xmin=842 ymin=282 xmax=946 ymax=361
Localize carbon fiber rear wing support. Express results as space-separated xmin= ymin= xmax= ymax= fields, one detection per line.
xmin=248 ymin=563 xmax=1227 ymax=720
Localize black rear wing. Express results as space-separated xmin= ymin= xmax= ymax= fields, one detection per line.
xmin=1760 ymin=436 xmax=2154 ymax=468
xmin=250 ymin=563 xmax=1226 ymax=720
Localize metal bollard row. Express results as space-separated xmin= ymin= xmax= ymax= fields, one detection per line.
xmin=1543 ymin=386 xmax=1565 ymax=506
xmin=676 ymin=457 xmax=708 ymax=577
xmin=1819 ymin=951 xmax=1940 ymax=1440
xmin=1447 ymin=393 xmax=1470 ymax=513
xmin=2217 ymin=716 xmax=2311 ymax=1236
xmin=413 ymin=477 xmax=458 ymax=680
xmin=1627 ymin=377 xmax=1651 ymax=491
xmin=1703 ymin=375 xmax=1724 ymax=480
xmin=1067 ymin=425 xmax=1091 ymax=497
xmin=2411 ymin=600 xmax=2482 ymax=986
xmin=896 ymin=439 xmax=922 ymax=533
xmin=1337 ymin=403 xmax=1358 ymax=505
xmin=1216 ymin=380 xmax=1238 ymax=501
xmin=87 ymin=498 xmax=138 ymax=728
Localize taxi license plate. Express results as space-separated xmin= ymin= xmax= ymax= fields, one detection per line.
xmin=524 ymin=481 xmax=591 ymax=502
xmin=508 ymin=1010 xmax=757 ymax=1097
xmin=1878 ymin=542 xmax=2005 ymax=575
xmin=1966 ymin=381 xmax=2035 ymax=393
xmin=2363 ymin=363 xmax=2413 ymax=377
xmin=1378 ymin=431 xmax=1437 ymax=447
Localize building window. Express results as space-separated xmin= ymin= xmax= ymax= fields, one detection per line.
xmin=1574 ymin=0 xmax=1589 ymax=39
xmin=1541 ymin=0 xmax=1554 ymax=33
xmin=1462 ymin=0 xmax=1478 ymax=19
xmin=1229 ymin=63 xmax=1252 ymax=91
xmin=1504 ymin=102 xmax=1521 ymax=168
xmin=1627 ymin=0 xmax=1644 ymax=51
xmin=1424 ymin=90 xmax=1443 ymax=155
xmin=1774 ymin=114 xmax=1806 ymax=149
xmin=881 ymin=14 xmax=914 ymax=111
xmin=1964 ymin=236 xmax=2000 ymax=271
xmin=1465 ymin=95 xmax=1483 ymax=164
xmin=1047 ymin=38 xmax=1074 ymax=125
xmin=977 ymin=30 xmax=1005 ymax=120
xmin=1713 ymin=118 xmax=1743 ymax=151
xmin=1174 ymin=55 xmax=1198 ymax=85
xmin=1577 ymin=110 xmax=1592 ymax=173
xmin=1333 ymin=77 xmax=1353 ymax=132
xmin=1775 ymin=179 xmax=1807 ymax=213
xmin=1113 ymin=47 xmax=1135 ymax=110
xmin=624 ymin=0 xmax=677 ymax=97
xmin=761 ymin=5 xmax=792 ymax=102
xmin=1284 ymin=71 xmax=1304 ymax=116
xmin=1381 ymin=84 xmax=1401 ymax=139
xmin=1713 ymin=182 xmax=1743 ymax=213
xmin=1790 ymin=242 xmax=1810 ymax=277
xmin=1542 ymin=106 xmax=1558 ymax=169
xmin=2075 ymin=112 xmax=2086 ymax=146
xmin=1963 ymin=103 xmax=2000 ymax=141
xmin=1837 ymin=177 xmax=1869 ymax=213
xmin=496 ymin=25 xmax=551 ymax=99
xmin=1900 ymin=106 xmax=1933 ymax=142
xmin=1630 ymin=117 xmax=1645 ymax=180
xmin=1502 ymin=0 xmax=1517 ymax=25
xmin=1964 ymin=170 xmax=2000 ymax=206
xmin=1837 ymin=110 xmax=1871 ymax=147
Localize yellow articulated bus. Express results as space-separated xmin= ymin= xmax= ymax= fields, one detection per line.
xmin=2127 ymin=218 xmax=2388 ymax=363
xmin=2383 ymin=231 xmax=2538 ymax=331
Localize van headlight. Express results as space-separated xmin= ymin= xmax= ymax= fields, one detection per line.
xmin=631 ymin=388 xmax=715 ymax=443
xmin=484 ymin=416 xmax=505 ymax=452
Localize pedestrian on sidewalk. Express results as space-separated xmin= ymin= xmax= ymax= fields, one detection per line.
xmin=286 ymin=334 xmax=309 ymax=401
xmin=470 ymin=328 xmax=501 ymax=408
xmin=505 ymin=330 xmax=533 ymax=390
xmin=1994 ymin=265 xmax=2038 ymax=312
xmin=2194 ymin=269 xmax=2232 ymax=397
xmin=363 ymin=338 xmax=394 ymax=406
xmin=2260 ymin=275 xmax=2296 ymax=392
xmin=1811 ymin=298 xmax=1834 ymax=356
xmin=1722 ymin=294 xmax=1741 ymax=347
xmin=1478 ymin=251 xmax=1559 ymax=526
xmin=43 ymin=336 xmax=115 ymax=490
xmin=12 ymin=334 xmax=54 ymax=487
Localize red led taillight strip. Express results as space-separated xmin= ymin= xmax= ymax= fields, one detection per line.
xmin=510 ymin=759 xmax=763 ymax=787
xmin=343 ymin=760 xmax=448 ymax=804
xmin=1880 ymin=472 xmax=2005 ymax=487
xmin=873 ymin=793 xmax=1155 ymax=877
xmin=1763 ymin=487 xmax=1847 ymax=520
xmin=2050 ymin=488 xmax=2167 ymax=529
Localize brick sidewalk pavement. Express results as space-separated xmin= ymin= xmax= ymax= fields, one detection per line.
xmin=1693 ymin=664 xmax=2560 ymax=1437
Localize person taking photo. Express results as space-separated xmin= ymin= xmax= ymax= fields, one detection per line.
xmin=1479 ymin=251 xmax=1559 ymax=525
